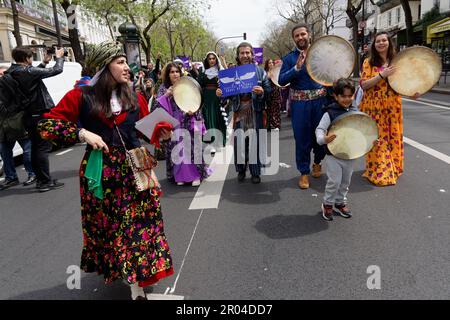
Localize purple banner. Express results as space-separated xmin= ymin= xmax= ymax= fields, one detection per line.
xmin=219 ymin=64 xmax=258 ymax=97
xmin=254 ymin=48 xmax=263 ymax=65
xmin=177 ymin=56 xmax=191 ymax=69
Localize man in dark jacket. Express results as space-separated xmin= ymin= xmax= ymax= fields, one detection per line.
xmin=0 ymin=66 xmax=36 ymax=190
xmin=6 ymin=46 xmax=65 ymax=192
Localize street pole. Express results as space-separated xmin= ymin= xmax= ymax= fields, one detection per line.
xmin=214 ymin=33 xmax=247 ymax=54
xmin=51 ymin=0 xmax=62 ymax=47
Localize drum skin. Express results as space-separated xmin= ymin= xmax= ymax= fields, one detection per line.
xmin=173 ymin=77 xmax=202 ymax=113
xmin=327 ymin=112 xmax=379 ymax=160
xmin=388 ymin=46 xmax=442 ymax=96
xmin=270 ymin=63 xmax=290 ymax=87
xmin=306 ymin=35 xmax=356 ymax=86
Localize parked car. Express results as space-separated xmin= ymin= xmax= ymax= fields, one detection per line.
xmin=0 ymin=61 xmax=82 ymax=177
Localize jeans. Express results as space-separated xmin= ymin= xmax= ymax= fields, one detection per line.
xmin=0 ymin=138 xmax=35 ymax=181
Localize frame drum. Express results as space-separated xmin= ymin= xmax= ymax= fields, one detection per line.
xmin=270 ymin=63 xmax=290 ymax=87
xmin=327 ymin=111 xmax=378 ymax=160
xmin=388 ymin=46 xmax=442 ymax=96
xmin=306 ymin=35 xmax=356 ymax=86
xmin=173 ymin=77 xmax=202 ymax=113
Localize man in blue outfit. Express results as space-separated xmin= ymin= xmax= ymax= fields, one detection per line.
xmin=279 ymin=24 xmax=327 ymax=189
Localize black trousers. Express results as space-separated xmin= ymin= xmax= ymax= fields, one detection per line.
xmin=25 ymin=115 xmax=52 ymax=184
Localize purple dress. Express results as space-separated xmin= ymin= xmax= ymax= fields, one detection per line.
xmin=154 ymin=84 xmax=211 ymax=183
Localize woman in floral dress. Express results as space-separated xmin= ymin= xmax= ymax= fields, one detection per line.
xmin=38 ymin=44 xmax=173 ymax=300
xmin=360 ymin=32 xmax=418 ymax=186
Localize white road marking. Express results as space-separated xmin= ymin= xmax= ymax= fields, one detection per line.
xmin=189 ymin=145 xmax=233 ymax=210
xmin=146 ymin=293 xmax=184 ymax=300
xmin=189 ymin=120 xmax=234 ymax=210
xmin=403 ymin=98 xmax=450 ymax=110
xmin=404 ymin=137 xmax=450 ymax=165
xmin=56 ymin=149 xmax=73 ymax=156
xmin=169 ymin=209 xmax=204 ymax=294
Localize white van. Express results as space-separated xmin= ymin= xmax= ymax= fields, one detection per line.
xmin=0 ymin=61 xmax=82 ymax=176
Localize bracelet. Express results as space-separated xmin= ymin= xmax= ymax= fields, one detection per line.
xmin=78 ymin=128 xmax=87 ymax=143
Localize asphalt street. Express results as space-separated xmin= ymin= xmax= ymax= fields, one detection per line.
xmin=0 ymin=94 xmax=449 ymax=300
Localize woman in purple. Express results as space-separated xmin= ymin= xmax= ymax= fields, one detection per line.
xmin=154 ymin=62 xmax=211 ymax=186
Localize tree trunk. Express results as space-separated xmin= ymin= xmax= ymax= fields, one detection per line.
xmin=51 ymin=0 xmax=62 ymax=47
xmin=10 ymin=0 xmax=22 ymax=47
xmin=400 ymin=0 xmax=414 ymax=47
xmin=346 ymin=0 xmax=363 ymax=76
xmin=61 ymin=1 xmax=84 ymax=64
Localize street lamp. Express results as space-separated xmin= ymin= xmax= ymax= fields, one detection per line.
xmin=215 ymin=33 xmax=247 ymax=54
xmin=118 ymin=22 xmax=142 ymax=74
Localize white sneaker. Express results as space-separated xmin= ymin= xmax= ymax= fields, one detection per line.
xmin=177 ymin=182 xmax=185 ymax=186
xmin=191 ymin=180 xmax=201 ymax=187
xmin=273 ymin=128 xmax=280 ymax=131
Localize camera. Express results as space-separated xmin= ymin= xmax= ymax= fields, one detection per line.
xmin=46 ymin=47 xmax=69 ymax=57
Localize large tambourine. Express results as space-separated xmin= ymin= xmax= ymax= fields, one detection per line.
xmin=173 ymin=76 xmax=202 ymax=113
xmin=306 ymin=35 xmax=356 ymax=86
xmin=327 ymin=111 xmax=378 ymax=160
xmin=388 ymin=46 xmax=442 ymax=96
xmin=270 ymin=63 xmax=290 ymax=88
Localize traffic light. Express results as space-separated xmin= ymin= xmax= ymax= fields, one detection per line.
xmin=243 ymin=33 xmax=247 ymax=40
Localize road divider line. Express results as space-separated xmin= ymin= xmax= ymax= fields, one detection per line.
xmin=56 ymin=149 xmax=73 ymax=156
xmin=189 ymin=120 xmax=234 ymax=210
xmin=404 ymin=136 xmax=450 ymax=165
xmin=169 ymin=209 xmax=204 ymax=295
xmin=403 ymin=98 xmax=450 ymax=110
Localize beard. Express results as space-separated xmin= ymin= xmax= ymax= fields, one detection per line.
xmin=296 ymin=39 xmax=309 ymax=51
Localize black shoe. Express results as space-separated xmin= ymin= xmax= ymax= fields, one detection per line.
xmin=0 ymin=178 xmax=19 ymax=190
xmin=134 ymin=295 xmax=148 ymax=300
xmin=38 ymin=179 xmax=64 ymax=192
xmin=237 ymin=171 xmax=246 ymax=182
xmin=23 ymin=175 xmax=37 ymax=186
xmin=251 ymin=175 xmax=261 ymax=184
xmin=321 ymin=204 xmax=334 ymax=221
xmin=334 ymin=204 xmax=352 ymax=218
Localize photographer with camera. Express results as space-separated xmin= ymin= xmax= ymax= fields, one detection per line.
xmin=5 ymin=46 xmax=65 ymax=192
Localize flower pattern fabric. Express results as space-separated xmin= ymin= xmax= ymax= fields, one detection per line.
xmin=359 ymin=59 xmax=404 ymax=186
xmin=38 ymin=118 xmax=173 ymax=286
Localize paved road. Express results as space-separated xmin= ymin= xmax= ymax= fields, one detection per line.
xmin=1 ymin=97 xmax=449 ymax=300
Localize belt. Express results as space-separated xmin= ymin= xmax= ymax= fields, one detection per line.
xmin=240 ymin=96 xmax=252 ymax=102
xmin=206 ymin=84 xmax=218 ymax=89
xmin=290 ymin=88 xmax=327 ymax=101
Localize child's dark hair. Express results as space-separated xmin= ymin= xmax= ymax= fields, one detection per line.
xmin=333 ymin=78 xmax=355 ymax=96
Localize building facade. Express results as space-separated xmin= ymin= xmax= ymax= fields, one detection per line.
xmin=421 ymin=0 xmax=450 ymax=57
xmin=0 ymin=0 xmax=112 ymax=62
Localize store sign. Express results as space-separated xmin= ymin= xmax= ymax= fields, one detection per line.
xmin=430 ymin=18 xmax=450 ymax=34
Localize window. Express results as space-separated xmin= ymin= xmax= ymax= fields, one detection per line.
xmin=388 ymin=11 xmax=392 ymax=26
xmin=397 ymin=7 xmax=401 ymax=24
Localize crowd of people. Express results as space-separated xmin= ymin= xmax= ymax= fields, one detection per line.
xmin=0 ymin=23 xmax=417 ymax=299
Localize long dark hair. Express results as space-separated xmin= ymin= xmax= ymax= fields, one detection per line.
xmin=264 ymin=59 xmax=273 ymax=72
xmin=84 ymin=66 xmax=137 ymax=119
xmin=369 ymin=32 xmax=396 ymax=67
xmin=203 ymin=53 xmax=218 ymax=70
xmin=162 ymin=62 xmax=182 ymax=88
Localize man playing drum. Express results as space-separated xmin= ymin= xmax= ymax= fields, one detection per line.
xmin=279 ymin=24 xmax=327 ymax=189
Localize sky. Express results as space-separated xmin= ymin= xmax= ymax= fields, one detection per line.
xmin=204 ymin=0 xmax=283 ymax=48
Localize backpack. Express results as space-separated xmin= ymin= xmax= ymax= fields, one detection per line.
xmin=0 ymin=74 xmax=31 ymax=142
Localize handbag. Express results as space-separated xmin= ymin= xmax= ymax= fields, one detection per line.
xmin=114 ymin=122 xmax=158 ymax=192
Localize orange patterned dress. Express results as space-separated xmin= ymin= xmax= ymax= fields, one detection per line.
xmin=359 ymin=59 xmax=404 ymax=186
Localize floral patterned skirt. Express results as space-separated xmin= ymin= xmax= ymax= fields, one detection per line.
xmin=79 ymin=147 xmax=173 ymax=286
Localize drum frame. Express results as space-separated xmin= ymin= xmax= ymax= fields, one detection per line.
xmin=327 ymin=111 xmax=379 ymax=160
xmin=306 ymin=35 xmax=356 ymax=87
xmin=388 ymin=46 xmax=442 ymax=96
xmin=172 ymin=76 xmax=202 ymax=113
